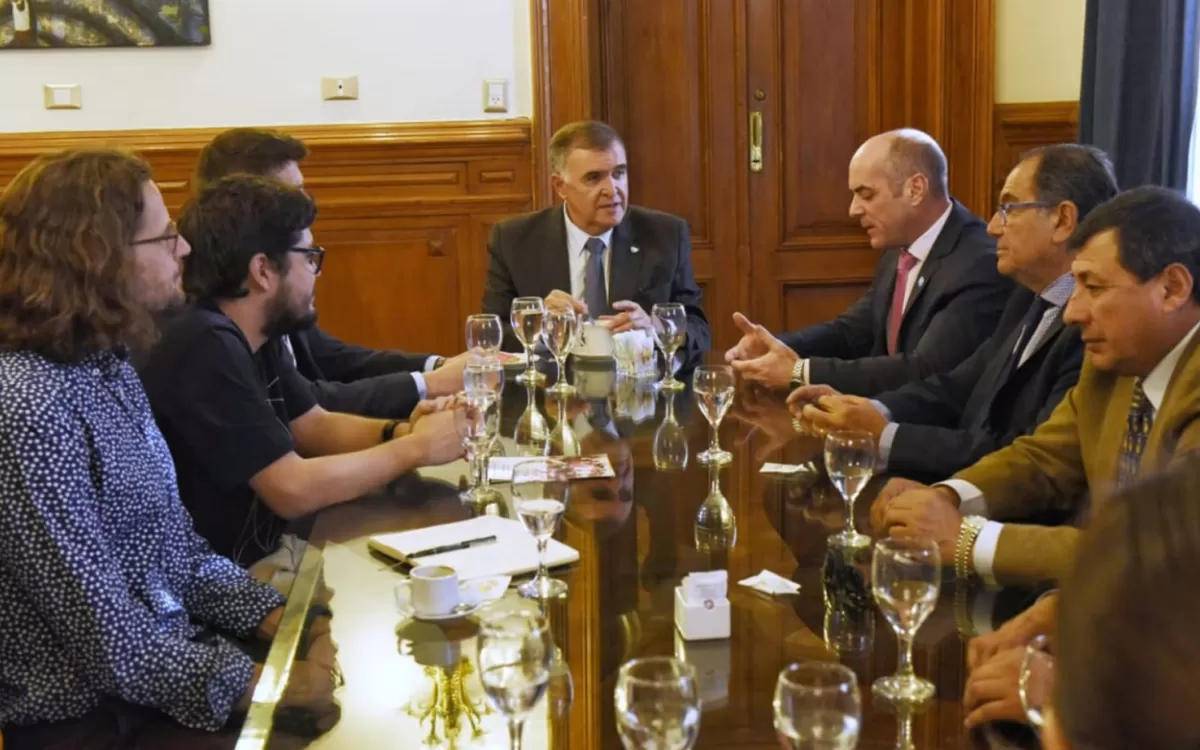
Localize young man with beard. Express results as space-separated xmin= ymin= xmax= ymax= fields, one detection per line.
xmin=138 ymin=175 xmax=465 ymax=568
xmin=0 ymin=149 xmax=334 ymax=744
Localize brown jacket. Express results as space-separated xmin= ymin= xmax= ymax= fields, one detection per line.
xmin=954 ymin=329 xmax=1200 ymax=584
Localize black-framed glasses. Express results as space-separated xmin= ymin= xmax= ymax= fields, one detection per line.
xmin=996 ymin=201 xmax=1056 ymax=226
xmin=132 ymin=224 xmax=180 ymax=253
xmin=288 ymin=246 xmax=325 ymax=275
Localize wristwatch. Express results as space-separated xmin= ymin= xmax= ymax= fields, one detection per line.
xmin=955 ymin=515 xmax=988 ymax=581
xmin=381 ymin=419 xmax=403 ymax=442
xmin=432 ymin=356 xmax=447 ymax=370
xmin=789 ymin=358 xmax=806 ymax=387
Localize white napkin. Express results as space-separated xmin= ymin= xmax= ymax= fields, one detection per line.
xmin=760 ymin=462 xmax=818 ymax=475
xmin=461 ymin=575 xmax=511 ymax=602
xmin=738 ymin=570 xmax=801 ymax=596
xmin=682 ymin=570 xmax=728 ymax=604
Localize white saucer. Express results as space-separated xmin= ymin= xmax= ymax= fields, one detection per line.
xmin=395 ymin=581 xmax=484 ymax=622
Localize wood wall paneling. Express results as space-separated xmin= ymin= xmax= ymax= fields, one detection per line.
xmin=0 ymin=120 xmax=534 ymax=356
xmin=992 ymin=101 xmax=1081 ymax=207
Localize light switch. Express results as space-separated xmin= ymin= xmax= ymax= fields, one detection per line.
xmin=321 ymin=75 xmax=359 ymax=101
xmin=43 ymin=84 xmax=81 ymax=110
xmin=483 ymin=79 xmax=508 ymax=113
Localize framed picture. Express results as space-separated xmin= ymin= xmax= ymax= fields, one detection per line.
xmin=1 ymin=0 xmax=211 ymax=49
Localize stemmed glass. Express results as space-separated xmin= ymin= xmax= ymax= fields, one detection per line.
xmin=871 ymin=537 xmax=941 ymax=703
xmin=652 ymin=303 xmax=687 ymax=391
xmin=695 ymin=464 xmax=736 ymax=552
xmin=456 ymin=389 xmax=501 ymax=505
xmin=464 ymin=360 xmax=505 ymax=396
xmin=614 ymin=656 xmax=701 ymax=749
xmin=824 ymin=430 xmax=876 ymax=549
xmin=652 ymin=390 xmax=689 ymax=471
xmin=1019 ymin=633 xmax=1055 ymax=730
xmin=477 ymin=609 xmax=553 ymax=750
xmin=511 ymin=297 xmax=546 ymax=385
xmin=466 ymin=313 xmax=503 ymax=362
xmin=773 ymin=662 xmax=862 ymax=749
xmin=513 ymin=459 xmax=570 ymax=600
xmin=513 ymin=382 xmax=550 ymax=456
xmin=543 ymin=308 xmax=578 ymax=394
xmin=693 ymin=365 xmax=734 ymax=466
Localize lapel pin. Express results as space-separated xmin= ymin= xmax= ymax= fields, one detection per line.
xmin=917 ymin=276 xmax=926 ymax=288
xmin=631 ymin=246 xmax=640 ymax=254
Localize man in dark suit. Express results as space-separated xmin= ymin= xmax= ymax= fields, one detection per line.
xmin=726 ymin=129 xmax=1012 ymax=395
xmin=794 ymin=144 xmax=1119 ymax=483
xmin=482 ymin=120 xmax=710 ymax=368
xmin=193 ymin=128 xmax=468 ymax=419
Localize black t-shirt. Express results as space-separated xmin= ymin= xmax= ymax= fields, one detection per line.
xmin=137 ymin=302 xmax=317 ymax=565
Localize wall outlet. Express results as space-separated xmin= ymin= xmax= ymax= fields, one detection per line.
xmin=483 ymin=79 xmax=508 ymax=113
xmin=43 ymin=83 xmax=81 ymax=110
xmin=321 ymin=75 xmax=359 ymax=101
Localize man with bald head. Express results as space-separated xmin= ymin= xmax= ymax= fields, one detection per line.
xmin=728 ymin=129 xmax=1011 ymax=395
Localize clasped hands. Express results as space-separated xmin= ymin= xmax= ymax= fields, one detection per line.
xmin=544 ymin=289 xmax=652 ymax=333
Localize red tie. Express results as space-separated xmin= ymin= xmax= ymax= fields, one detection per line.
xmin=887 ymin=250 xmax=918 ymax=354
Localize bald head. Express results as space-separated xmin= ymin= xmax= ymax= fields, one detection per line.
xmin=848 ymin=129 xmax=951 ymax=249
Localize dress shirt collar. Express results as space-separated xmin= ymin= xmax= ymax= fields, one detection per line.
xmin=564 ymin=202 xmax=615 ymax=257
xmin=904 ymin=202 xmax=953 ymax=263
xmin=1038 ymin=273 xmax=1075 ymax=308
xmin=1142 ymin=318 xmax=1200 ymax=412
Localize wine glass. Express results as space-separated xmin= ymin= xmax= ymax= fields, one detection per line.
xmin=466 ymin=313 xmax=503 ymax=362
xmin=511 ymin=297 xmax=547 ymax=385
xmin=871 ymin=537 xmax=941 ymax=702
xmin=513 ymin=382 xmax=550 ymax=456
xmin=477 ymin=609 xmax=553 ymax=750
xmin=652 ymin=390 xmax=689 ymax=471
xmin=1019 ymin=633 xmax=1055 ymax=730
xmin=693 ymin=365 xmax=734 ymax=466
xmin=464 ymin=360 xmax=505 ymax=396
xmin=456 ymin=390 xmax=501 ymax=505
xmin=823 ymin=430 xmax=875 ymax=549
xmin=652 ymin=303 xmax=687 ymax=391
xmin=694 ymin=464 xmax=736 ymax=552
xmin=513 ymin=459 xmax=570 ymax=599
xmin=614 ymin=656 xmax=701 ymax=749
xmin=543 ymin=308 xmax=578 ymax=394
xmin=773 ymin=662 xmax=862 ymax=750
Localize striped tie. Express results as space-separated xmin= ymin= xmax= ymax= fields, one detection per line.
xmin=1116 ymin=378 xmax=1154 ymax=488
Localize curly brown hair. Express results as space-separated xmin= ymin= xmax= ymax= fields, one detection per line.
xmin=0 ymin=148 xmax=156 ymax=362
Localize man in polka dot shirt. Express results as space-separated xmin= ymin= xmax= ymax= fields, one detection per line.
xmin=0 ymin=149 xmax=330 ymax=739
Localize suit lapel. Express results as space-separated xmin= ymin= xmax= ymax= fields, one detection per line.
xmin=607 ymin=217 xmax=642 ymax=305
xmin=1016 ymin=314 xmax=1065 ymax=370
xmin=543 ymin=206 xmax=572 ymax=296
xmin=901 ymin=202 xmax=965 ymax=318
xmin=874 ymin=250 xmax=900 ymax=351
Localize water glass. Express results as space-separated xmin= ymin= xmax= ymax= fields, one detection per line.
xmin=543 ymin=308 xmax=578 ymax=394
xmin=693 ymin=365 xmax=734 ymax=466
xmin=614 ymin=656 xmax=701 ymax=749
xmin=464 ymin=360 xmax=505 ymax=396
xmin=652 ymin=303 xmax=687 ymax=391
xmin=512 ymin=459 xmax=570 ymax=600
xmin=652 ymin=390 xmax=689 ymax=471
xmin=773 ymin=662 xmax=862 ymax=750
xmin=456 ymin=390 xmax=501 ymax=504
xmin=871 ymin=537 xmax=940 ymax=703
xmin=1019 ymin=633 xmax=1055 ymax=730
xmin=823 ymin=430 xmax=876 ymax=549
xmin=478 ymin=610 xmax=553 ymax=750
xmin=511 ymin=297 xmax=546 ymax=385
xmin=466 ymin=313 xmax=503 ymax=362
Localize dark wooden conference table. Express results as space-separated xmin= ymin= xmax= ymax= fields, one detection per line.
xmin=243 ymin=357 xmax=1043 ymax=750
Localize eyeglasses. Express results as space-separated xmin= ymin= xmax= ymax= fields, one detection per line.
xmin=132 ymin=224 xmax=180 ymax=253
xmin=996 ymin=201 xmax=1056 ymax=226
xmin=287 ymin=246 xmax=325 ymax=275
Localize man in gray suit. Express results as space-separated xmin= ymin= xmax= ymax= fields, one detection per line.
xmin=482 ymin=121 xmax=711 ymax=368
xmin=727 ymin=129 xmax=1012 ymax=396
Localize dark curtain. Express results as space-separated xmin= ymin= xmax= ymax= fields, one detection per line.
xmin=1078 ymin=0 xmax=1200 ymax=190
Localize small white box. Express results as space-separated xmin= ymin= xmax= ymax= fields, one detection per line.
xmin=674 ymin=586 xmax=731 ymax=641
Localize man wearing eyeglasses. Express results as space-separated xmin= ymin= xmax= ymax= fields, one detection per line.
xmin=793 ymin=145 xmax=1116 ymax=483
xmin=137 ymin=175 xmax=466 ymax=568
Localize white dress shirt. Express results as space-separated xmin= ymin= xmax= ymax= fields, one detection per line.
xmin=563 ymin=203 xmax=614 ymax=302
xmin=952 ymin=318 xmax=1200 ymax=584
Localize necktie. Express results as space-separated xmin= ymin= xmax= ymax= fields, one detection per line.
xmin=583 ymin=237 xmax=609 ymax=317
xmin=1116 ymin=378 xmax=1155 ymax=488
xmin=887 ymin=250 xmax=919 ymax=354
xmin=1009 ymin=296 xmax=1053 ymax=371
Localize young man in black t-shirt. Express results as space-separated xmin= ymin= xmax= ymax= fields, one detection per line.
xmin=138 ymin=175 xmax=465 ymax=566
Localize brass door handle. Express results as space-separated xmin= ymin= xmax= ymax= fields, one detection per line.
xmin=750 ymin=111 xmax=763 ymax=173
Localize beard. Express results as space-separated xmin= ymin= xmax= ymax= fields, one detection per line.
xmin=263 ymin=287 xmax=318 ymax=341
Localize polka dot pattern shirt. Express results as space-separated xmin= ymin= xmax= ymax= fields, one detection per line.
xmin=0 ymin=349 xmax=287 ymax=732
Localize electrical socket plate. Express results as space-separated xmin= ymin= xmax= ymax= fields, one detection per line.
xmin=43 ymin=83 xmax=82 ymax=110
xmin=483 ymin=79 xmax=508 ymax=113
xmin=321 ymin=76 xmax=359 ymax=101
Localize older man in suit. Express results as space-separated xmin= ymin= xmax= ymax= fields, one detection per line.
xmin=727 ymin=129 xmax=1012 ymax=395
xmin=876 ymin=185 xmax=1200 ymax=587
xmin=793 ymin=145 xmax=1118 ymax=483
xmin=482 ymin=120 xmax=711 ymax=368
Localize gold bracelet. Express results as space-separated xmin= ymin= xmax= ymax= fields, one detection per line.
xmin=955 ymin=515 xmax=987 ymax=581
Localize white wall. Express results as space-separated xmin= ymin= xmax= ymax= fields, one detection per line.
xmin=0 ymin=0 xmax=534 ymax=133
xmin=995 ymin=0 xmax=1086 ymax=103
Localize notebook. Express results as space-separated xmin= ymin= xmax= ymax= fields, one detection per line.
xmin=366 ymin=515 xmax=580 ymax=581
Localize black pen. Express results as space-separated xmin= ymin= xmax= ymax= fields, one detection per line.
xmin=407 ymin=535 xmax=498 ymax=559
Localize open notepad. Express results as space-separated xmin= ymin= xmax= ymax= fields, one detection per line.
xmin=366 ymin=515 xmax=580 ymax=581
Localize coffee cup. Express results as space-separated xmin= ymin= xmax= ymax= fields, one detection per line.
xmin=405 ymin=565 xmax=460 ymax=617
xmin=576 ymin=320 xmax=615 ymax=358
